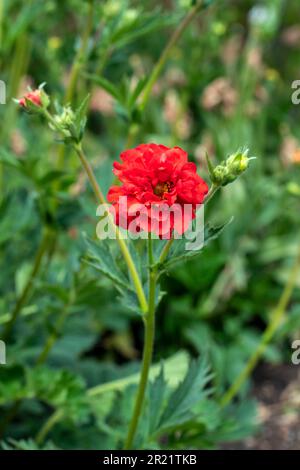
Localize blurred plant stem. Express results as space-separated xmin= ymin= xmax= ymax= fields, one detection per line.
xmin=2 ymin=228 xmax=53 ymax=342
xmin=35 ymin=289 xmax=75 ymax=365
xmin=0 ymin=0 xmax=3 ymax=62
xmin=56 ymin=0 xmax=95 ymax=170
xmin=35 ymin=182 xmax=221 ymax=447
xmin=125 ymin=0 xmax=204 ymax=149
xmin=124 ymin=235 xmax=157 ymax=449
xmin=158 ymin=183 xmax=219 ymax=266
xmin=72 ymin=142 xmax=148 ymax=314
xmin=220 ymin=246 xmax=300 ymax=407
xmin=0 ymin=33 xmax=31 ymax=200
xmin=1 ymin=0 xmax=97 ymax=358
xmin=123 ymin=177 xmax=232 ymax=448
xmin=0 ymin=281 xmax=73 ymax=437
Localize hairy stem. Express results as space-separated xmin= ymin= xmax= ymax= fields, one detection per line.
xmin=220 ymin=246 xmax=300 ymax=407
xmin=124 ymin=236 xmax=157 ymax=449
xmin=74 ymin=142 xmax=148 ymax=314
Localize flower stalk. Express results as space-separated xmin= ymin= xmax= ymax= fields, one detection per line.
xmin=124 ymin=235 xmax=157 ymax=449
xmin=2 ymin=228 xmax=53 ymax=341
xmin=125 ymin=0 xmax=204 ymax=148
xmin=220 ymin=246 xmax=300 ymax=407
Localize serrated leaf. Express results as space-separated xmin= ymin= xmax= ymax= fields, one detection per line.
xmin=1 ymin=438 xmax=60 ymax=450
xmin=148 ymin=366 xmax=167 ymax=435
xmin=162 ymin=220 xmax=232 ymax=270
xmin=157 ymin=357 xmax=212 ymax=432
xmin=88 ymin=351 xmax=189 ymax=396
xmin=83 ymin=234 xmax=132 ymax=293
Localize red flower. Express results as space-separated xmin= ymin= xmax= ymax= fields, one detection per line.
xmin=19 ymin=89 xmax=42 ymax=108
xmin=108 ymin=144 xmax=208 ymax=238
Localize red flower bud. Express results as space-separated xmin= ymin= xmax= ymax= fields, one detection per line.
xmin=19 ymin=89 xmax=42 ymax=108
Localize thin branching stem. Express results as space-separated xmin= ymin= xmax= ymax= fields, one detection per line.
xmin=220 ymin=246 xmax=300 ymax=407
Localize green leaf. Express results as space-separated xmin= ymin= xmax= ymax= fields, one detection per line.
xmin=0 ymin=365 xmax=26 ymax=405
xmin=74 ymin=94 xmax=90 ymax=141
xmin=148 ymin=366 xmax=167 ymax=435
xmin=37 ymin=170 xmax=66 ymax=186
xmin=88 ymin=351 xmax=189 ymax=397
xmin=0 ymin=149 xmax=22 ymax=170
xmin=162 ymin=220 xmax=232 ymax=270
xmin=25 ymin=367 xmax=90 ymax=423
xmin=83 ymin=234 xmax=131 ymax=293
xmin=1 ymin=438 xmax=60 ymax=450
xmin=128 ymin=76 xmax=148 ymax=109
xmin=84 ymin=74 xmax=122 ymax=101
xmin=157 ymin=357 xmax=212 ymax=432
xmin=110 ymin=12 xmax=179 ymax=49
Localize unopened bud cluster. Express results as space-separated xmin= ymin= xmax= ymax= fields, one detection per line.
xmin=49 ymin=107 xmax=75 ymax=136
xmin=210 ymin=149 xmax=251 ymax=187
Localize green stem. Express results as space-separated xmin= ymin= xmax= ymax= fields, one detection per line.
xmin=35 ymin=297 xmax=72 ymax=365
xmin=0 ymin=0 xmax=3 ymax=64
xmin=125 ymin=1 xmax=203 ymax=148
xmin=158 ymin=183 xmax=219 ymax=266
xmin=45 ymin=110 xmax=148 ymax=311
xmin=204 ymin=183 xmax=219 ymax=205
xmin=0 ymin=401 xmax=21 ymax=437
xmin=124 ymin=237 xmax=157 ymax=450
xmin=73 ymin=142 xmax=148 ymax=315
xmin=36 ymin=411 xmax=63 ymax=445
xmin=64 ymin=0 xmax=94 ymax=105
xmin=1 ymin=30 xmax=31 ymax=199
xmin=140 ymin=1 xmax=203 ymax=111
xmin=159 ymin=238 xmax=174 ymax=265
xmin=57 ymin=0 xmax=95 ymax=170
xmin=1 ymin=271 xmax=72 ymax=437
xmin=2 ymin=229 xmax=51 ymax=341
xmin=220 ymin=246 xmax=300 ymax=407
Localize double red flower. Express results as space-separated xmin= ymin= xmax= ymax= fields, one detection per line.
xmin=108 ymin=143 xmax=208 ymax=238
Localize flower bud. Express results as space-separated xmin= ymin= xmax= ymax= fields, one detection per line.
xmin=207 ymin=149 xmax=252 ymax=187
xmin=18 ymin=84 xmax=49 ymax=112
xmin=19 ymin=89 xmax=42 ymax=108
xmin=212 ymin=164 xmax=229 ymax=185
xmin=226 ymin=149 xmax=250 ymax=176
xmin=52 ymin=107 xmax=75 ymax=132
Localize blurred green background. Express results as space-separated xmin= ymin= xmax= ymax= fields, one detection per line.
xmin=0 ymin=0 xmax=300 ymax=450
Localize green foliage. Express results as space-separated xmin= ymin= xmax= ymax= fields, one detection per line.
xmin=0 ymin=0 xmax=299 ymax=452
